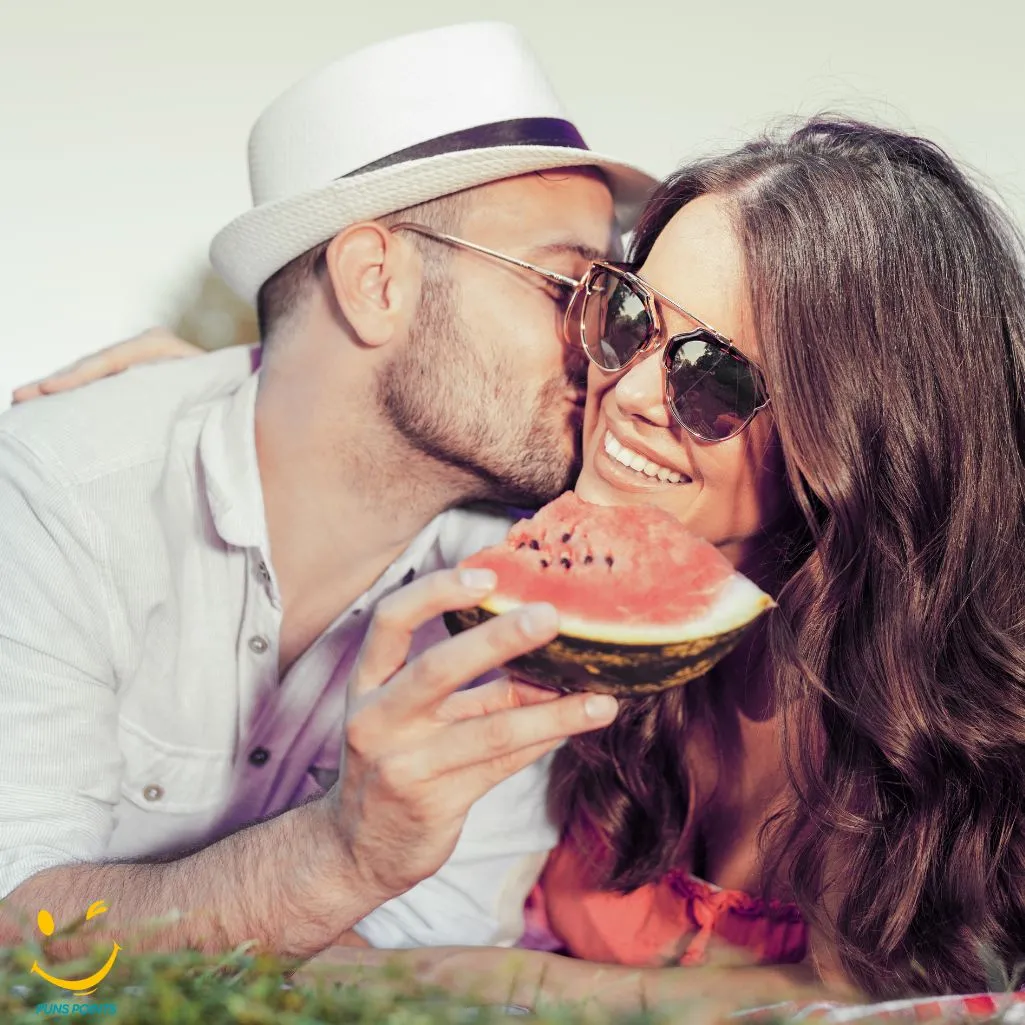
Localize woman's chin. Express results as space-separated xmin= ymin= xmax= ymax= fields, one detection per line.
xmin=572 ymin=474 xmax=604 ymax=506
xmin=574 ymin=460 xmax=739 ymax=558
xmin=573 ymin=466 xmax=624 ymax=507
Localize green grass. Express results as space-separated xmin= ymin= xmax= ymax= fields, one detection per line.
xmin=0 ymin=941 xmax=744 ymax=1025
xmin=4 ymin=940 xmax=1023 ymax=1025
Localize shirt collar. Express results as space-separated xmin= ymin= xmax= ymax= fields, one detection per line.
xmin=199 ymin=372 xmax=269 ymax=554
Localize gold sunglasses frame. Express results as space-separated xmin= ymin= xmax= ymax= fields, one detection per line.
xmin=577 ymin=261 xmax=771 ymax=442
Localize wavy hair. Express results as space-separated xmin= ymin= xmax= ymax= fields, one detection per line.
xmin=548 ymin=117 xmax=1025 ymax=997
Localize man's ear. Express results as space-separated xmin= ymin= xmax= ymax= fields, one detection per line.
xmin=323 ymin=223 xmax=419 ymax=348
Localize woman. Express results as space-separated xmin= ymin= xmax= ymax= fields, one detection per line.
xmin=24 ymin=117 xmax=1025 ymax=1010
xmin=531 ymin=110 xmax=1025 ymax=991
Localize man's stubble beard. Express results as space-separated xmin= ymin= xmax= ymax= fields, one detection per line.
xmin=376 ymin=283 xmax=581 ymax=508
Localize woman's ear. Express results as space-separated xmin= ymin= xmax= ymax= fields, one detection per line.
xmin=323 ymin=222 xmax=420 ymax=347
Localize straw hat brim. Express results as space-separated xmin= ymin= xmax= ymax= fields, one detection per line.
xmin=210 ymin=144 xmax=659 ymax=306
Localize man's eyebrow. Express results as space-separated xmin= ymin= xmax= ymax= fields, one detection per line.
xmin=529 ymin=241 xmax=607 ymax=263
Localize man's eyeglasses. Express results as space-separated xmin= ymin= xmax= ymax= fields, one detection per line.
xmin=391 ymin=222 xmax=770 ymax=443
xmin=390 ymin=222 xmax=579 ymax=292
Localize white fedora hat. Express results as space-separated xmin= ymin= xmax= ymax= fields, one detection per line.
xmin=210 ymin=22 xmax=659 ymax=306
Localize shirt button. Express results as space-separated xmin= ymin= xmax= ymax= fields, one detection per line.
xmin=248 ymin=635 xmax=269 ymax=654
xmin=142 ymin=784 xmax=164 ymax=802
xmin=248 ymin=747 xmax=271 ymax=767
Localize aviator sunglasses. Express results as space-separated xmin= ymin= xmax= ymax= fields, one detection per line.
xmin=392 ymin=223 xmax=770 ymax=443
xmin=574 ymin=262 xmax=770 ymax=443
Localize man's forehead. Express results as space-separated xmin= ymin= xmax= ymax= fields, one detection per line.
xmin=448 ymin=172 xmax=622 ymax=267
xmin=466 ymin=169 xmax=615 ymax=240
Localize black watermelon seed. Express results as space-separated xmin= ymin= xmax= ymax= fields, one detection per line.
xmin=560 ymin=556 xmax=572 ymax=569
xmin=605 ymin=555 xmax=615 ymax=567
xmin=561 ymin=532 xmax=572 ymax=543
xmin=540 ymin=558 xmax=550 ymax=568
xmin=516 ymin=541 xmax=526 ymax=549
xmin=584 ymin=554 xmax=594 ymax=564
xmin=529 ymin=540 xmax=541 ymax=550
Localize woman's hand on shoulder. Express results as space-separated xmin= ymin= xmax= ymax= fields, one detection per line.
xmin=11 ymin=327 xmax=204 ymax=404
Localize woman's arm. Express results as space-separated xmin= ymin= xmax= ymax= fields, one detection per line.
xmin=298 ymin=946 xmax=844 ymax=1015
xmin=11 ymin=328 xmax=209 ymax=403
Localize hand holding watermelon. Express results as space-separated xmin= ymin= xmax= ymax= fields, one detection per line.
xmin=330 ymin=567 xmax=620 ymax=898
xmin=446 ymin=493 xmax=775 ymax=697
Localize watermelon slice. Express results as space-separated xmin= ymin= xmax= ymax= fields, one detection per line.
xmin=444 ymin=492 xmax=774 ymax=696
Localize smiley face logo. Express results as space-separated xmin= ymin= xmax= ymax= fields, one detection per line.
xmin=30 ymin=900 xmax=121 ymax=994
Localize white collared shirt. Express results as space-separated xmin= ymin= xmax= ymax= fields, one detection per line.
xmin=0 ymin=347 xmax=553 ymax=948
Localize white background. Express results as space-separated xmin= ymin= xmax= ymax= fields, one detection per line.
xmin=1 ymin=0 xmax=1022 ymax=407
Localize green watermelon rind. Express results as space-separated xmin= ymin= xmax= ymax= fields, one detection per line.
xmin=442 ymin=591 xmax=772 ymax=697
xmin=445 ymin=493 xmax=776 ymax=696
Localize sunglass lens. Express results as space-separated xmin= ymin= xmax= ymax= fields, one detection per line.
xmin=581 ymin=269 xmax=650 ymax=370
xmin=666 ymin=336 xmax=764 ymax=441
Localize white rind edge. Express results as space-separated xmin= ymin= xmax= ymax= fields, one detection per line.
xmin=481 ymin=573 xmax=775 ymax=646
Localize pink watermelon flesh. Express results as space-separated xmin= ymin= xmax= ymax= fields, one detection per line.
xmin=460 ymin=491 xmax=736 ymax=628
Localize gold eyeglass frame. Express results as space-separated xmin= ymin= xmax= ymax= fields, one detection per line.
xmin=390 ymin=221 xmax=770 ymax=442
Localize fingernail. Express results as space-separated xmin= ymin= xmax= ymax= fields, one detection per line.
xmin=459 ymin=568 xmax=496 ymax=592
xmin=585 ymin=694 xmax=619 ymax=721
xmin=519 ymin=602 xmax=559 ymax=638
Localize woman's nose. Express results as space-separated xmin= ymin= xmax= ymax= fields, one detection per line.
xmin=612 ymin=349 xmax=672 ymax=427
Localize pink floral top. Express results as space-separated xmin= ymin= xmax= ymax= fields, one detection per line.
xmin=521 ymin=839 xmax=808 ymax=968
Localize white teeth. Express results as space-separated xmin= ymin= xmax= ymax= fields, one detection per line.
xmin=602 ymin=431 xmax=683 ymax=484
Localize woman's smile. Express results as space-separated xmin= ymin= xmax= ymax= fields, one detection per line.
xmin=593 ymin=427 xmax=692 ymax=492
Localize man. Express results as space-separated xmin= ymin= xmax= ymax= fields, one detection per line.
xmin=0 ymin=22 xmax=655 ymax=962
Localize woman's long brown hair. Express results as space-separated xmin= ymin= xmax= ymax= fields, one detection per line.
xmin=548 ymin=117 xmax=1025 ymax=997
